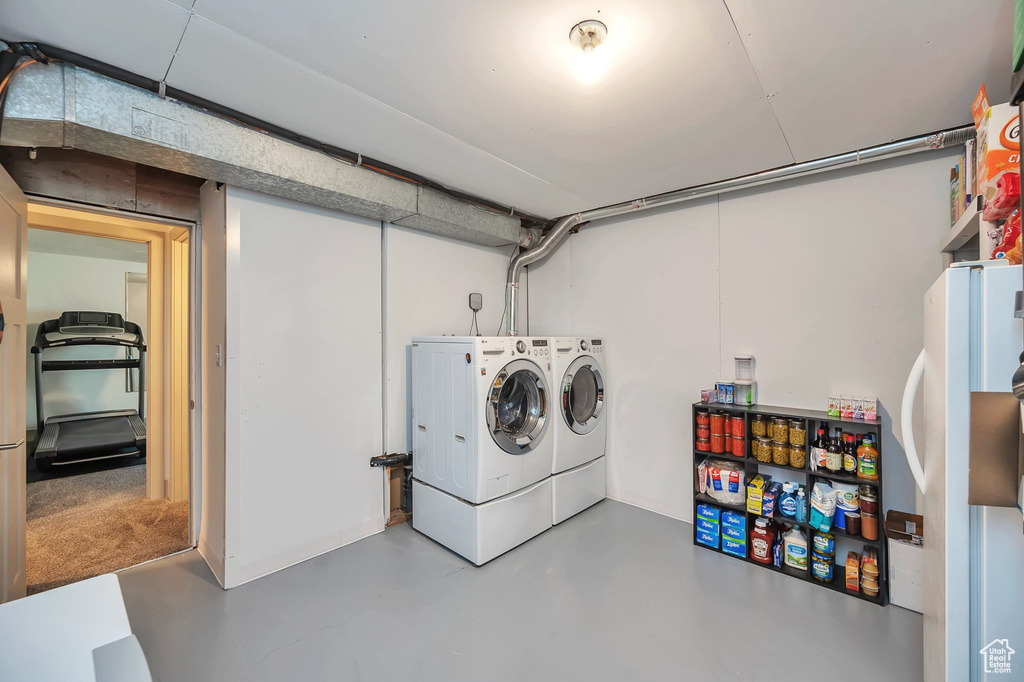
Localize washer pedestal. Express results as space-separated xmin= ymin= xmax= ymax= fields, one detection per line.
xmin=552 ymin=456 xmax=606 ymax=525
xmin=412 ymin=478 xmax=552 ymax=565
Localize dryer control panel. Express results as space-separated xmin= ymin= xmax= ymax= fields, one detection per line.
xmin=525 ymin=338 xmax=549 ymax=358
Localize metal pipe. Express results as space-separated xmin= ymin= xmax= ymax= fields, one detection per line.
xmin=503 ymin=125 xmax=974 ymax=335
xmin=578 ymin=126 xmax=974 ymax=224
xmin=506 ymin=212 xmax=583 ymax=335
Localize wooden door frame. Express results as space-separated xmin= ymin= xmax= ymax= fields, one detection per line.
xmin=25 ymin=201 xmax=193 ymax=504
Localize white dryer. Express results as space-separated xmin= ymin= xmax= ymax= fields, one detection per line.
xmin=411 ymin=336 xmax=555 ymax=564
xmin=550 ymin=337 xmax=607 ymax=524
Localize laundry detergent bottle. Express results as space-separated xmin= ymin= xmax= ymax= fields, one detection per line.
xmin=778 ymin=483 xmax=797 ymax=519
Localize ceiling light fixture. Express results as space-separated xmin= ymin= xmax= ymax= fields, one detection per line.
xmin=569 ymin=19 xmax=608 ymax=84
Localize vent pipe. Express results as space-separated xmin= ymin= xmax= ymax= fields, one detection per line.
xmin=504 ymin=124 xmax=974 ymax=335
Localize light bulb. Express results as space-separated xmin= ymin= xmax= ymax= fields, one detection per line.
xmin=569 ymin=19 xmax=608 ymax=84
xmin=575 ymin=42 xmax=606 ymax=84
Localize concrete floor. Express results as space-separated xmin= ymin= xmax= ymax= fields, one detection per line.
xmin=118 ymin=500 xmax=923 ymax=682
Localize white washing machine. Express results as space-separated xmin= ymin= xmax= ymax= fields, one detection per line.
xmin=411 ymin=336 xmax=555 ymax=564
xmin=550 ymin=337 xmax=607 ymax=524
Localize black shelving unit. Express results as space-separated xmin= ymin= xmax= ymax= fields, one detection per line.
xmin=692 ymin=402 xmax=886 ymax=606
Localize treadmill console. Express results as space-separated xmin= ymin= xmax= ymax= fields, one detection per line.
xmin=58 ymin=311 xmax=126 ymax=336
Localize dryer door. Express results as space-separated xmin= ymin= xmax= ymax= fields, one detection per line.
xmin=561 ymin=356 xmax=605 ymax=435
xmin=487 ymin=359 xmax=550 ymax=454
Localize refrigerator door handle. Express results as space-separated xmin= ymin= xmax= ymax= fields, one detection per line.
xmin=901 ymin=349 xmax=927 ymax=494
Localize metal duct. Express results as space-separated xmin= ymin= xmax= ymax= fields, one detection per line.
xmin=1 ymin=63 xmax=524 ymax=247
xmin=505 ymin=213 xmax=582 ymax=337
xmin=504 ymin=124 xmax=975 ymax=335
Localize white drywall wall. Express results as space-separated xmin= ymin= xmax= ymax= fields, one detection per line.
xmin=529 ymin=199 xmax=722 ymax=520
xmin=26 ymin=248 xmax=146 ymax=430
xmin=523 ymin=241 xmax=570 ymax=336
xmin=197 ymin=194 xmax=518 ymax=587
xmin=221 ymin=188 xmax=385 ymax=587
xmin=383 ymin=224 xmax=515 ymax=453
xmin=527 ymin=151 xmax=957 ymax=521
xmin=198 ymin=181 xmax=227 ymax=586
xmin=200 ymin=185 xmax=388 ymax=588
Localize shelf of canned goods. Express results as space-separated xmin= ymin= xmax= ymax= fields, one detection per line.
xmin=692 ymin=402 xmax=887 ymax=606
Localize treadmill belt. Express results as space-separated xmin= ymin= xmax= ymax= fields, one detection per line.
xmin=55 ymin=416 xmax=141 ymax=458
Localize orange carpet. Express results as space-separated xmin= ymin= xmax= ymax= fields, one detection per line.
xmin=26 ymin=465 xmax=189 ymax=594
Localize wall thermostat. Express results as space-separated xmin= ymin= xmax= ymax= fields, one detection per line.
xmin=468 ymin=293 xmax=483 ymax=311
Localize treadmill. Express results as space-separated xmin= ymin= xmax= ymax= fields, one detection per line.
xmin=32 ymin=311 xmax=147 ymax=470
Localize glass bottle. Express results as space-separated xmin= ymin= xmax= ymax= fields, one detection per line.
xmin=810 ymin=428 xmax=827 ymax=471
xmin=825 ymin=430 xmax=842 ymax=472
xmin=842 ymin=434 xmax=857 ymax=473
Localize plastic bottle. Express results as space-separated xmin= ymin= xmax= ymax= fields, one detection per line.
xmin=795 ymin=487 xmax=807 ymax=523
xmin=784 ymin=527 xmax=809 ymax=571
xmin=857 ymin=435 xmax=879 ymax=480
xmin=778 ymin=483 xmax=797 ymax=518
xmin=750 ymin=518 xmax=775 ymax=565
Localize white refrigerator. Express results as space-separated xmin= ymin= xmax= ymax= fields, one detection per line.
xmin=903 ymin=262 xmax=1024 ymax=681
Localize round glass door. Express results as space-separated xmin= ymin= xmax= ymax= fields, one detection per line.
xmin=561 ymin=356 xmax=604 ymax=435
xmin=487 ymin=359 xmax=549 ymax=454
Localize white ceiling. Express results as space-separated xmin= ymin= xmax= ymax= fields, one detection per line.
xmin=28 ymin=228 xmax=149 ymax=264
xmin=0 ymin=0 xmax=1014 ymax=219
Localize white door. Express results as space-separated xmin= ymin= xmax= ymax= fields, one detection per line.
xmin=922 ymin=267 xmax=970 ymax=682
xmin=0 ymin=165 xmax=27 ymax=602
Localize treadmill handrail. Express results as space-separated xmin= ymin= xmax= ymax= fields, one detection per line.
xmin=40 ymin=358 xmax=143 ymax=371
xmin=31 ymin=337 xmax=147 ymax=352
xmin=31 ymin=316 xmax=146 ymax=352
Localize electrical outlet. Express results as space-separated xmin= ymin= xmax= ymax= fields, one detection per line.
xmin=468 ymin=293 xmax=483 ymax=311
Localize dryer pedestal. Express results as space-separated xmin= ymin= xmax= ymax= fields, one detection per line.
xmin=552 ymin=456 xmax=606 ymax=525
xmin=412 ymin=478 xmax=552 ymax=565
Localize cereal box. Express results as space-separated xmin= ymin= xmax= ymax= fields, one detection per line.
xmin=972 ymin=84 xmax=1020 ymax=215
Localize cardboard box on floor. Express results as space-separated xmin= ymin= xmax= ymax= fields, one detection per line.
xmin=968 ymin=392 xmax=1024 ymax=511
xmin=885 ymin=510 xmax=924 ymax=613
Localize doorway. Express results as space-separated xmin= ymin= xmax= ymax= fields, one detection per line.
xmin=23 ymin=202 xmax=194 ymax=593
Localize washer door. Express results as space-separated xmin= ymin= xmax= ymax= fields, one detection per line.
xmin=561 ymin=356 xmax=605 ymax=435
xmin=487 ymin=359 xmax=550 ymax=454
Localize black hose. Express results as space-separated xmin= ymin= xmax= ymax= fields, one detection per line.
xmin=369 ymin=452 xmax=412 ymax=468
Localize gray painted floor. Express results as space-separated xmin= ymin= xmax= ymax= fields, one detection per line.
xmin=119 ymin=500 xmax=923 ymax=682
